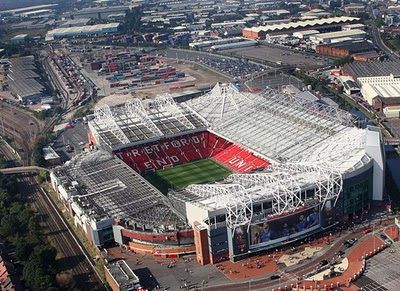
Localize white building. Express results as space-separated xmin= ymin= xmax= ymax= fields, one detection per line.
xmin=310 ymin=29 xmax=366 ymax=44
xmin=361 ymin=83 xmax=400 ymax=104
xmin=292 ymin=30 xmax=320 ymax=39
xmin=45 ymin=23 xmax=120 ymax=40
xmin=342 ymin=23 xmax=365 ymax=31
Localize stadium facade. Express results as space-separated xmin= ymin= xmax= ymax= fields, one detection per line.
xmin=51 ymin=84 xmax=385 ymax=264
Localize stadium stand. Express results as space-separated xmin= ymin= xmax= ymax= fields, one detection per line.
xmin=114 ymin=131 xmax=270 ymax=174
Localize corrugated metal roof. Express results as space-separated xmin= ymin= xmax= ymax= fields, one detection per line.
xmin=244 ymin=16 xmax=359 ymax=33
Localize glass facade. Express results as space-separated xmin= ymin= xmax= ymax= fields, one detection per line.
xmin=343 ymin=178 xmax=371 ymax=214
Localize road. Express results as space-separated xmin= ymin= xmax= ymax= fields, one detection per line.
xmin=204 ymin=229 xmax=369 ymax=291
xmin=368 ymin=5 xmax=397 ymax=60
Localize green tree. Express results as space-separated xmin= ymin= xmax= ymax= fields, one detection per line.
xmin=32 ymin=135 xmax=48 ymax=167
xmin=333 ymin=56 xmax=353 ymax=67
xmin=376 ymin=14 xmax=384 ymax=28
xmin=15 ymin=237 xmax=33 ymax=261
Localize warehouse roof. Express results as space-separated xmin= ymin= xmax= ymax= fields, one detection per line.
xmin=46 ymin=23 xmax=120 ymax=38
xmin=318 ymin=40 xmax=376 ymax=53
xmin=7 ymin=69 xmax=39 ymax=80
xmin=20 ymin=9 xmax=54 ymax=16
xmin=244 ymin=16 xmax=359 ymax=33
xmin=344 ymin=61 xmax=400 ymax=77
xmin=293 ymin=29 xmax=320 ymax=36
xmin=342 ymin=23 xmax=365 ymax=29
xmin=313 ymin=29 xmax=366 ymax=39
xmin=376 ymin=96 xmax=400 ymax=105
xmin=0 ymin=4 xmax=58 ymax=15
xmin=7 ymin=56 xmax=45 ymax=99
xmin=8 ymin=79 xmax=44 ymax=99
xmin=363 ymin=84 xmax=400 ymax=98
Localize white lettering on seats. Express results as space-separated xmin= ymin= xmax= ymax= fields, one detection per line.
xmin=144 ymin=146 xmax=152 ymax=154
xmin=228 ymin=158 xmax=247 ymax=169
xmin=115 ymin=152 xmax=123 ymax=159
xmin=180 ymin=138 xmax=189 ymax=146
xmin=143 ymin=161 xmax=152 ymax=169
xmin=170 ymin=156 xmax=179 ymax=163
xmin=171 ymin=140 xmax=181 ymax=148
xmin=131 ymin=149 xmax=140 ymax=157
xmin=152 ymin=144 xmax=160 ymax=152
xmin=192 ymin=136 xmax=200 ymax=143
xmin=156 ymin=158 xmax=168 ymax=166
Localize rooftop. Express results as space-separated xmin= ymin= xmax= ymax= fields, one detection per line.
xmin=6 ymin=56 xmax=45 ymax=99
xmin=55 ymin=150 xmax=189 ymax=231
xmin=90 ymin=83 xmax=365 ymax=174
xmin=363 ymin=84 xmax=400 ymax=98
xmin=43 ymin=147 xmax=60 ymax=161
xmin=105 ymin=260 xmax=140 ymax=290
xmin=318 ymin=40 xmax=376 ymax=53
xmin=313 ymin=29 xmax=366 ymax=40
xmin=344 ymin=61 xmax=400 ymax=77
xmin=244 ymin=16 xmax=359 ymax=33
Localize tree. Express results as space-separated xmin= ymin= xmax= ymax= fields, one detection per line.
xmin=0 ymin=215 xmax=19 ymax=237
xmin=333 ymin=56 xmax=353 ymax=67
xmin=15 ymin=237 xmax=33 ymax=261
xmin=32 ymin=136 xmax=48 ymax=167
xmin=0 ymin=156 xmax=8 ymax=169
xmin=376 ymin=14 xmax=384 ymax=28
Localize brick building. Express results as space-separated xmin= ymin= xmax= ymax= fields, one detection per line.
xmin=316 ymin=40 xmax=379 ymax=61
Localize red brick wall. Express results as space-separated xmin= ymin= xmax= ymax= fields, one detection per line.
xmin=193 ymin=221 xmax=210 ymax=265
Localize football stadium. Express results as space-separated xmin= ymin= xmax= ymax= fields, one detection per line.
xmin=51 ymin=83 xmax=385 ymax=264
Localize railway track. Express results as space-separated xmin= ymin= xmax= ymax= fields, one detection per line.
xmin=0 ymin=107 xmax=104 ymax=289
xmin=19 ymin=176 xmax=104 ymax=290
xmin=0 ymin=105 xmax=39 ymax=166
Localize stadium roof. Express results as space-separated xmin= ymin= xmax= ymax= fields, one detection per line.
xmin=89 ymin=96 xmax=208 ymax=150
xmin=54 ymin=151 xmax=189 ymax=231
xmin=89 ymin=83 xmax=375 ymax=230
xmin=90 ymin=84 xmax=367 ymax=174
xmin=243 ymin=16 xmax=359 ymax=33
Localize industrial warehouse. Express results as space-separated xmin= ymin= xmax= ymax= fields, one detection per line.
xmin=3 ymin=56 xmax=46 ymax=102
xmin=51 ymin=83 xmax=385 ymax=265
xmin=242 ymin=16 xmax=360 ymax=39
xmin=45 ymin=23 xmax=120 ymax=40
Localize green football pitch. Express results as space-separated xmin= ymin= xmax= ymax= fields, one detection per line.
xmin=143 ymin=159 xmax=232 ymax=194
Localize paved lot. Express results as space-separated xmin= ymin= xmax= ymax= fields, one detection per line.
xmin=355 ymin=240 xmax=400 ymax=291
xmin=225 ymin=45 xmax=332 ymax=68
xmin=126 ymin=256 xmax=229 ymax=290
xmin=383 ymin=118 xmax=400 ymax=138
xmin=54 ymin=121 xmax=89 ymax=161
xmin=248 ymin=74 xmax=304 ymax=90
xmin=157 ymin=49 xmax=268 ymax=79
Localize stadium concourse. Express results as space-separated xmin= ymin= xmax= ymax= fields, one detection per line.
xmin=51 ymin=83 xmax=385 ymax=266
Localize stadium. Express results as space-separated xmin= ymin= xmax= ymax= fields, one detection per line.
xmin=51 ymin=83 xmax=385 ymax=264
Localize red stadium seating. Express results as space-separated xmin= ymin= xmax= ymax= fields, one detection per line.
xmin=114 ymin=131 xmax=269 ymax=174
xmin=211 ymin=144 xmax=269 ymax=172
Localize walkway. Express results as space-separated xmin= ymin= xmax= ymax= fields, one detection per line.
xmin=0 ymin=166 xmax=49 ymax=174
